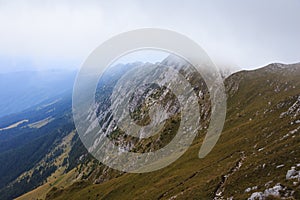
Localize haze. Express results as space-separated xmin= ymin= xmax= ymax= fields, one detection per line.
xmin=0 ymin=0 xmax=299 ymax=73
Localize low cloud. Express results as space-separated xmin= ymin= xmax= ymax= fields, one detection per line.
xmin=0 ymin=0 xmax=299 ymax=72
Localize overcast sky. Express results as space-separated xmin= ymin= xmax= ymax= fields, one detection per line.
xmin=0 ymin=0 xmax=299 ymax=73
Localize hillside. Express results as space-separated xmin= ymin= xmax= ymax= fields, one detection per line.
xmin=45 ymin=63 xmax=300 ymax=199
xmin=1 ymin=61 xmax=299 ymax=200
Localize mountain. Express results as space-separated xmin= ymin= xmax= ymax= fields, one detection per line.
xmin=0 ymin=91 xmax=75 ymax=200
xmin=0 ymin=70 xmax=76 ymax=118
xmin=42 ymin=62 xmax=300 ymax=200
xmin=0 ymin=60 xmax=299 ymax=200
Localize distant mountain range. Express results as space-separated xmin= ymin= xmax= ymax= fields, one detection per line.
xmin=0 ymin=70 xmax=76 ymax=118
xmin=0 ymin=59 xmax=299 ymax=200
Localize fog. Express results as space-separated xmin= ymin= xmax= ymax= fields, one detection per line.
xmin=0 ymin=0 xmax=299 ymax=73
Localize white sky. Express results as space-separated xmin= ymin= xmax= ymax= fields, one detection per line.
xmin=0 ymin=0 xmax=299 ymax=73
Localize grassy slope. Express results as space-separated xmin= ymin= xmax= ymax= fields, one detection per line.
xmin=15 ymin=131 xmax=77 ymax=200
xmin=42 ymin=64 xmax=300 ymax=199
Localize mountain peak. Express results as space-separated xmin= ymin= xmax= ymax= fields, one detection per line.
xmin=161 ymin=54 xmax=189 ymax=66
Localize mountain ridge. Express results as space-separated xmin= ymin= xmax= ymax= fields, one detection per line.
xmin=0 ymin=60 xmax=299 ymax=200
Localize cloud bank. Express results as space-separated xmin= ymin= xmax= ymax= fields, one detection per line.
xmin=0 ymin=0 xmax=299 ymax=72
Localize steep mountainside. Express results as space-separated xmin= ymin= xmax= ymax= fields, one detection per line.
xmin=45 ymin=63 xmax=300 ymax=200
xmin=1 ymin=61 xmax=299 ymax=200
xmin=0 ymin=91 xmax=76 ymax=200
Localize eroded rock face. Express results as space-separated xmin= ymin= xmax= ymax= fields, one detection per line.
xmin=248 ymin=165 xmax=300 ymax=200
xmin=286 ymin=167 xmax=299 ymax=180
xmin=263 ymin=183 xmax=284 ymax=197
xmin=248 ymin=192 xmax=264 ymax=200
xmin=280 ymin=95 xmax=300 ymax=118
xmin=77 ymin=54 xmax=212 ymax=173
xmin=248 ymin=183 xmax=283 ymax=200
